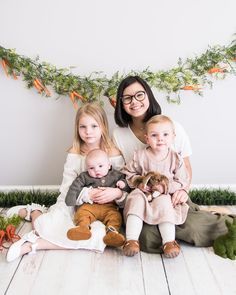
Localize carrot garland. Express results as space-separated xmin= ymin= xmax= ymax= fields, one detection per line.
xmin=0 ymin=35 xmax=235 ymax=106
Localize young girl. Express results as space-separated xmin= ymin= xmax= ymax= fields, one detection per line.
xmin=122 ymin=115 xmax=189 ymax=258
xmin=7 ymin=103 xmax=125 ymax=262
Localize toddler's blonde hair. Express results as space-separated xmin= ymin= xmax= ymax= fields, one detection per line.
xmin=145 ymin=115 xmax=175 ymax=134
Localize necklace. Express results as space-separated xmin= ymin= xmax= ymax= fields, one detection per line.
xmin=138 ymin=126 xmax=145 ymax=131
xmin=130 ymin=123 xmax=146 ymax=143
xmin=131 ymin=122 xmax=145 ymax=132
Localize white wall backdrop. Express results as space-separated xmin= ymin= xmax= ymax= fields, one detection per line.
xmin=0 ymin=0 xmax=235 ymax=186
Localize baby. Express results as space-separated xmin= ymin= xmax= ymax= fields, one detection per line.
xmin=65 ymin=149 xmax=129 ymax=248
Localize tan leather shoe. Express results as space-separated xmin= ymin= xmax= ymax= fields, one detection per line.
xmin=67 ymin=225 xmax=91 ymax=241
xmin=103 ymin=226 xmax=125 ymax=247
xmin=123 ymin=240 xmax=140 ymax=257
xmin=163 ymin=240 xmax=180 ymax=258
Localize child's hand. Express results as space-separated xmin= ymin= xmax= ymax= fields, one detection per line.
xmin=151 ymin=179 xmax=168 ymax=195
xmin=116 ymin=180 xmax=125 ymax=189
xmin=172 ymin=189 xmax=188 ymax=207
xmin=153 ymin=184 xmax=165 ymax=194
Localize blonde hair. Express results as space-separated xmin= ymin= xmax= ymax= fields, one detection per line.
xmin=73 ymin=103 xmax=115 ymax=154
xmin=145 ymin=115 xmax=175 ymax=133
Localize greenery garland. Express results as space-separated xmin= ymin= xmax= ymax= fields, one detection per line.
xmin=0 ymin=34 xmax=235 ymax=107
xmin=0 ymin=189 xmax=236 ymax=207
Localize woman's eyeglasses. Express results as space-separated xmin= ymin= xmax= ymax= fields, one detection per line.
xmin=121 ymin=91 xmax=146 ymax=105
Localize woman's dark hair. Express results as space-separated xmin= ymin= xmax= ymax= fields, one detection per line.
xmin=114 ymin=76 xmax=162 ymax=127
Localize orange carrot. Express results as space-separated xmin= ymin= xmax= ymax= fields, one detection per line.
xmin=0 ymin=230 xmax=5 ymax=251
xmin=182 ymin=85 xmax=201 ymax=91
xmin=44 ymin=87 xmax=51 ymax=97
xmin=33 ymin=79 xmax=43 ymax=93
xmin=5 ymin=224 xmax=20 ymax=243
xmin=208 ymin=67 xmax=225 ymax=74
xmin=35 ymin=78 xmax=45 ymax=89
xmin=41 ymin=85 xmax=51 ymax=97
xmin=1 ymin=59 xmax=9 ymax=77
xmin=109 ymin=96 xmax=116 ymax=107
xmin=34 ymin=78 xmax=51 ymax=96
xmin=70 ymin=92 xmax=75 ymax=102
xmin=35 ymin=79 xmax=45 ymax=91
xmin=1 ymin=59 xmax=18 ymax=79
xmin=12 ymin=72 xmax=18 ymax=80
xmin=73 ymin=91 xmax=85 ymax=102
xmin=73 ymin=91 xmax=83 ymax=99
xmin=69 ymin=92 xmax=78 ymax=110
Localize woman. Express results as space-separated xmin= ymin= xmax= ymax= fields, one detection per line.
xmin=113 ymin=75 xmax=234 ymax=253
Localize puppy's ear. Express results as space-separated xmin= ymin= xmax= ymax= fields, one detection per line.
xmin=132 ymin=176 xmax=145 ymax=187
xmin=160 ymin=175 xmax=169 ymax=194
xmin=145 ymin=171 xmax=157 ymax=182
xmin=142 ymin=173 xmax=153 ymax=187
xmin=162 ymin=181 xmax=168 ymax=194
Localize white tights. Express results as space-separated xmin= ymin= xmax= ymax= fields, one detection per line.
xmin=126 ymin=214 xmax=175 ymax=244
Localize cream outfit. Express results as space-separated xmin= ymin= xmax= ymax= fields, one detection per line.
xmin=113 ymin=120 xmax=192 ymax=165
xmin=34 ymin=153 xmax=125 ymax=252
xmin=123 ymin=148 xmax=189 ymax=225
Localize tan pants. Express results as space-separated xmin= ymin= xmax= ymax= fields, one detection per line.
xmin=74 ymin=203 xmax=122 ymax=231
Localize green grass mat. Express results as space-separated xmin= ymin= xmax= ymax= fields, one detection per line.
xmin=0 ymin=189 xmax=236 ymax=207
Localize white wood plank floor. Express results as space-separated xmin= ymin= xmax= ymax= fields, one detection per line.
xmin=1 ymin=206 xmax=236 ymax=295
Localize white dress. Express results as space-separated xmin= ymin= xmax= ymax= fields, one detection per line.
xmin=113 ymin=120 xmax=192 ymax=164
xmin=34 ymin=153 xmax=125 ymax=252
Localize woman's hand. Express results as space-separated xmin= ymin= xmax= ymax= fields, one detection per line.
xmin=172 ymin=189 xmax=188 ymax=207
xmin=90 ymin=187 xmax=123 ymax=204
